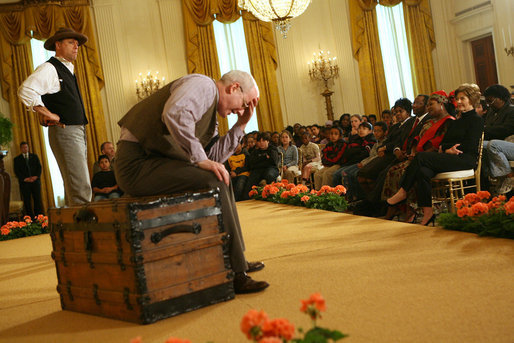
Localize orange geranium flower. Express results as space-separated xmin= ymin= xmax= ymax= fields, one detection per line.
xmin=476 ymin=191 xmax=491 ymax=200
xmin=310 ymin=189 xmax=317 ymax=195
xmin=282 ymin=179 xmax=289 ymax=184
xmin=262 ymin=318 xmax=295 ymax=340
xmin=268 ymin=186 xmax=279 ymax=195
xmin=286 ymin=183 xmax=295 ymax=190
xmin=164 ymin=338 xmax=192 ymax=343
xmin=300 ymin=293 xmax=326 ymax=320
xmin=470 ymin=202 xmax=489 ymax=216
xmin=249 ymin=189 xmax=258 ymax=197
xmin=457 ymin=207 xmax=470 ymax=218
xmin=301 ymin=195 xmax=310 ymax=203
xmin=505 ymin=201 xmax=514 ymax=215
xmin=23 ymin=216 xmax=32 ymax=223
xmin=280 ymin=191 xmax=290 ymax=198
xmin=455 ymin=199 xmax=468 ymax=209
xmin=241 ymin=309 xmax=269 ymax=340
xmin=463 ymin=193 xmax=479 ymax=205
xmin=258 ymin=337 xmax=282 ymax=343
xmin=1 ymin=226 xmax=11 ymax=235
xmin=18 ymin=222 xmax=27 ymax=228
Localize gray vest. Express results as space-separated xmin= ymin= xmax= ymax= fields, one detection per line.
xmin=118 ymin=81 xmax=218 ymax=162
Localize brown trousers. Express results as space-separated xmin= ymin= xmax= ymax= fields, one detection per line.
xmin=114 ymin=141 xmax=248 ymax=273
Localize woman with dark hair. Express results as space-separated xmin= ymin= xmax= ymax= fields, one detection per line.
xmin=387 ymin=84 xmax=484 ymax=225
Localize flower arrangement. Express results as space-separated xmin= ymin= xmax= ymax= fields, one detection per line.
xmin=129 ymin=293 xmax=346 ymax=343
xmin=241 ymin=293 xmax=346 ymax=343
xmin=437 ymin=191 xmax=514 ymax=239
xmin=249 ymin=180 xmax=348 ymax=212
xmin=0 ymin=215 xmax=49 ymax=241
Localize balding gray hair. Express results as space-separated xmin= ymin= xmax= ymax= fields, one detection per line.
xmin=220 ymin=70 xmax=259 ymax=97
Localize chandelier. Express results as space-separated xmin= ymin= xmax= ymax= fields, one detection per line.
xmin=238 ymin=0 xmax=312 ymax=38
xmin=135 ymin=71 xmax=165 ymax=101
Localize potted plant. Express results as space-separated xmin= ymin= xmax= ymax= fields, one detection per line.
xmin=0 ymin=113 xmax=13 ymax=157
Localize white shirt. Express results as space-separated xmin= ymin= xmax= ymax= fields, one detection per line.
xmin=18 ymin=57 xmax=75 ymax=112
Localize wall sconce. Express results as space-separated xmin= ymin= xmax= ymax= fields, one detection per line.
xmin=308 ymin=50 xmax=339 ymax=121
xmin=501 ymin=26 xmax=513 ymax=57
xmin=135 ymin=71 xmax=165 ymax=101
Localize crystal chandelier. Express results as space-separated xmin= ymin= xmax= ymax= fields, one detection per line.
xmin=135 ymin=71 xmax=165 ymax=101
xmin=238 ymin=0 xmax=312 ymax=38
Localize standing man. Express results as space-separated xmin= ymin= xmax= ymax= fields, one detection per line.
xmin=115 ymin=71 xmax=269 ymax=294
xmin=92 ymin=141 xmax=116 ymax=174
xmin=13 ymin=142 xmax=43 ymax=217
xmin=18 ymin=27 xmax=91 ymax=205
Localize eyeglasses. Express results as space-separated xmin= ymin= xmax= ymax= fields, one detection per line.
xmin=239 ymin=86 xmax=249 ymax=109
xmin=486 ymin=98 xmax=497 ymax=106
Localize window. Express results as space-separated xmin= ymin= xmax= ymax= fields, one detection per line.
xmin=30 ymin=38 xmax=66 ymax=207
xmin=213 ymin=17 xmax=259 ymax=132
xmin=376 ymin=4 xmax=414 ymax=108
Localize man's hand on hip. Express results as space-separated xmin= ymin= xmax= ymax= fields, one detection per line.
xmin=197 ymin=159 xmax=230 ymax=185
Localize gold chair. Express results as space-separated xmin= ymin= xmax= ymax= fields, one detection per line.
xmin=431 ymin=133 xmax=484 ymax=213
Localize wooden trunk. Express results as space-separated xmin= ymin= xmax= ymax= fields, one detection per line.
xmin=49 ymin=189 xmax=234 ymax=324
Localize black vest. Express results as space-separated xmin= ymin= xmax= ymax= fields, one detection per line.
xmin=41 ymin=57 xmax=88 ymax=125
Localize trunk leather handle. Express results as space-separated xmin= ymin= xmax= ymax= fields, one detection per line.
xmin=150 ymin=222 xmax=201 ymax=244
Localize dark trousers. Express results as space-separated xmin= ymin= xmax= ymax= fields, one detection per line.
xmin=114 ymin=141 xmax=249 ymax=273
xmin=19 ymin=180 xmax=43 ymax=218
xmin=233 ymin=175 xmax=248 ymax=201
xmin=242 ymin=167 xmax=279 ymax=200
xmin=401 ymin=151 xmax=476 ymax=207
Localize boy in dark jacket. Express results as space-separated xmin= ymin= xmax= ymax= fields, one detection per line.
xmin=314 ymin=126 xmax=346 ymax=189
xmin=242 ymin=132 xmax=280 ymax=199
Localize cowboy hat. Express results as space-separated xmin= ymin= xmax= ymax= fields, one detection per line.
xmin=44 ymin=27 xmax=88 ymax=51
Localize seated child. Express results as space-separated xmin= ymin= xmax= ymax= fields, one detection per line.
xmin=225 ymin=142 xmax=250 ymax=201
xmin=299 ymin=132 xmax=322 ymax=185
xmin=332 ymin=122 xmax=378 ymax=200
xmin=277 ymin=130 xmax=300 ymax=183
xmin=242 ymin=132 xmax=280 ymax=200
xmin=91 ymin=155 xmax=122 ymax=201
xmin=314 ymin=126 xmax=346 ymax=190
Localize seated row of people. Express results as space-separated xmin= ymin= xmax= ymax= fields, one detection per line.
xmin=227 ymin=83 xmax=512 ymax=225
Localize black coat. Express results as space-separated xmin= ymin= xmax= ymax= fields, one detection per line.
xmin=14 ymin=153 xmax=42 ymax=182
xmin=483 ymin=103 xmax=514 ymax=140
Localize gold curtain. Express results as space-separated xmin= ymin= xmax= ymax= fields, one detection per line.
xmin=0 ymin=3 xmax=106 ymax=210
xmin=242 ymin=12 xmax=283 ymax=131
xmin=182 ymin=0 xmax=284 ymax=134
xmin=403 ymin=0 xmax=436 ymax=95
xmin=349 ymin=0 xmax=389 ymax=116
xmin=350 ymin=0 xmax=436 ymax=115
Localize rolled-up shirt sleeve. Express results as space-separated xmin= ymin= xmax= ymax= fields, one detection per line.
xmin=162 ymin=75 xmax=217 ymax=164
xmin=18 ymin=63 xmax=60 ymax=112
xmin=206 ymin=123 xmax=245 ymax=163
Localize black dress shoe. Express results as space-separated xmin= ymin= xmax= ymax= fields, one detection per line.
xmin=247 ymin=261 xmax=265 ymax=273
xmin=234 ymin=273 xmax=269 ymax=294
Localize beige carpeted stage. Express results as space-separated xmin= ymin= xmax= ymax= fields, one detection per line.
xmin=0 ymin=200 xmax=513 ymax=343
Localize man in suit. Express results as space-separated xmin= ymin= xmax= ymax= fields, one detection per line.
xmin=13 ymin=142 xmax=43 ymax=217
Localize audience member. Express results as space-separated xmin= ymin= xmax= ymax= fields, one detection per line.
xmin=270 ymin=131 xmax=280 ymax=147
xmin=332 ymin=122 xmax=376 ymax=195
xmin=314 ymin=126 xmax=346 ymax=190
xmin=226 ymin=142 xmax=250 ymax=201
xmin=277 ymin=130 xmax=300 ymax=183
xmin=92 ymin=141 xmax=115 ymax=174
xmin=310 ymin=124 xmax=321 ymax=144
xmin=299 ymin=132 xmax=322 ymax=185
xmin=91 ymin=154 xmax=122 ymax=201
xmin=242 ymin=132 xmax=280 ymax=199
xmin=368 ymin=114 xmax=377 ymax=127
